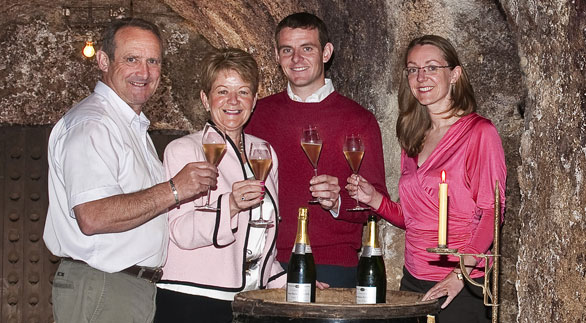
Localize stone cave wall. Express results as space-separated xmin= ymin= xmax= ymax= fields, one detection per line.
xmin=1 ymin=0 xmax=585 ymax=322
xmin=0 ymin=0 xmax=215 ymax=131
xmin=499 ymin=1 xmax=586 ymax=321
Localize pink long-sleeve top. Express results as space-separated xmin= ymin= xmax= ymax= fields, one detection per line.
xmin=158 ymin=125 xmax=285 ymax=299
xmin=377 ymin=113 xmax=506 ymax=281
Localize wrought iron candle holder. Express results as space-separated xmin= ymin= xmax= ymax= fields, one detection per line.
xmin=426 ymin=181 xmax=501 ymax=323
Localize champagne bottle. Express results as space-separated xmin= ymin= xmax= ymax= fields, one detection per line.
xmin=356 ymin=215 xmax=386 ymax=304
xmin=287 ymin=207 xmax=316 ymax=303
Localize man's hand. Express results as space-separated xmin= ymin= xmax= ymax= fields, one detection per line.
xmin=172 ymin=161 xmax=218 ymax=201
xmin=309 ymin=174 xmax=340 ymax=211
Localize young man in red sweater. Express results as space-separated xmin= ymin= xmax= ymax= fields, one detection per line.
xmin=246 ymin=12 xmax=389 ymax=287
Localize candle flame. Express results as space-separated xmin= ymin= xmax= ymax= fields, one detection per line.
xmin=441 ymin=170 xmax=446 ymax=183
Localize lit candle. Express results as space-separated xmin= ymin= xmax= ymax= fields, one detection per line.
xmin=438 ymin=170 xmax=448 ymax=247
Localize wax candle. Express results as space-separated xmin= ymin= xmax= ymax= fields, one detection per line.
xmin=438 ymin=170 xmax=448 ymax=247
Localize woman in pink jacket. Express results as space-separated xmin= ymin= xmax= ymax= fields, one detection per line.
xmin=346 ymin=35 xmax=506 ymax=323
xmin=154 ymin=48 xmax=286 ymax=323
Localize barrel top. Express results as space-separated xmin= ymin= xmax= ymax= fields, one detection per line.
xmin=233 ymin=288 xmax=440 ymax=319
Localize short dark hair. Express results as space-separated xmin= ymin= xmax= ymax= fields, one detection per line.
xmin=100 ymin=18 xmax=163 ymax=60
xmin=200 ymin=48 xmax=260 ymax=96
xmin=275 ymin=12 xmax=329 ymax=49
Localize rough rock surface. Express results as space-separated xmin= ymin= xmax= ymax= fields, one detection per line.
xmin=499 ymin=1 xmax=586 ymax=321
xmin=0 ymin=0 xmax=214 ymax=131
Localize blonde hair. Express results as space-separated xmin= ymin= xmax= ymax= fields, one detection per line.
xmin=200 ymin=48 xmax=259 ymax=95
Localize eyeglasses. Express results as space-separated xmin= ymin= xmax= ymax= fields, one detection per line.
xmin=404 ymin=65 xmax=452 ymax=76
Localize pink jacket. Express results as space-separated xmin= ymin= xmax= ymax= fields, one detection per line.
xmin=160 ymin=125 xmax=286 ymax=293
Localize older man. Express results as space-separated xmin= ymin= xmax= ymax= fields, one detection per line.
xmin=43 ymin=18 xmax=217 ymax=322
xmin=246 ymin=12 xmax=389 ymax=287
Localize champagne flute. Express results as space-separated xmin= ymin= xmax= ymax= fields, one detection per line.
xmin=248 ymin=142 xmax=273 ymax=227
xmin=197 ymin=124 xmax=226 ymax=211
xmin=301 ymin=125 xmax=322 ymax=204
xmin=343 ymin=134 xmax=369 ymax=211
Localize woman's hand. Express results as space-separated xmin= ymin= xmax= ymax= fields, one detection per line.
xmin=422 ymin=256 xmax=476 ymax=309
xmin=421 ymin=271 xmax=465 ymax=309
xmin=280 ymin=280 xmax=330 ymax=290
xmin=345 ymin=174 xmax=383 ymax=210
xmin=229 ymin=179 xmax=264 ymax=217
xmin=316 ymin=280 xmax=330 ymax=290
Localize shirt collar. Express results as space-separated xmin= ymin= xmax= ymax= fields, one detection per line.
xmin=94 ymin=81 xmax=151 ymax=129
xmin=286 ymin=78 xmax=335 ymax=103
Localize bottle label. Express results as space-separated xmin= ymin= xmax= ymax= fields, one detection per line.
xmin=287 ymin=283 xmax=312 ymax=302
xmin=356 ymin=286 xmax=377 ymax=304
xmin=292 ymin=243 xmax=312 ymax=255
xmin=361 ymin=246 xmax=382 ymax=257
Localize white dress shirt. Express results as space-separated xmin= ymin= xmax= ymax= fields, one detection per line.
xmin=43 ymin=81 xmax=168 ymax=273
xmin=287 ymin=78 xmax=335 ymax=103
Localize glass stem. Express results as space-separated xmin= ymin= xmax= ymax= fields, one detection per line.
xmin=259 ymin=200 xmax=263 ymax=221
xmin=206 ymin=187 xmax=212 ymax=207
xmin=354 ymin=172 xmax=360 ymax=207
xmin=312 ymin=168 xmax=320 ymax=203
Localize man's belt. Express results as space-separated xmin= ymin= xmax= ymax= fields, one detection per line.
xmin=121 ymin=264 xmax=163 ymax=283
xmin=61 ymin=258 xmax=163 ymax=283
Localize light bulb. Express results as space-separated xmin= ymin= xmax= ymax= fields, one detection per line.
xmin=83 ymin=41 xmax=95 ymax=58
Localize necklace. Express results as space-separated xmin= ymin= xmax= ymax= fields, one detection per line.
xmin=238 ymin=133 xmax=245 ymax=156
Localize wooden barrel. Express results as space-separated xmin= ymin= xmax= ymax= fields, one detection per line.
xmin=232 ymin=288 xmax=440 ymax=322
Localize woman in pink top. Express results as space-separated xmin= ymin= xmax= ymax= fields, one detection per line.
xmin=346 ymin=35 xmax=506 ymax=322
xmin=154 ymin=48 xmax=286 ymax=323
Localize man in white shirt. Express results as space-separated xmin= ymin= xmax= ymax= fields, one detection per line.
xmin=44 ymin=18 xmax=218 ymax=322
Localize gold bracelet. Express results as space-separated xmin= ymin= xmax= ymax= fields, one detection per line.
xmin=169 ymin=179 xmax=180 ymax=208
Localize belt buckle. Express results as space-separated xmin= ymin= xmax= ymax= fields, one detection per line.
xmin=136 ymin=267 xmax=163 ymax=283
xmin=150 ymin=267 xmax=163 ymax=283
xmin=137 ymin=267 xmax=146 ymax=280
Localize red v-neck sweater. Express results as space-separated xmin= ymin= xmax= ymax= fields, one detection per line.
xmin=246 ymin=91 xmax=389 ymax=267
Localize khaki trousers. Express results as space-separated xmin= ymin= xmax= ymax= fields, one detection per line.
xmin=52 ymin=259 xmax=157 ymax=323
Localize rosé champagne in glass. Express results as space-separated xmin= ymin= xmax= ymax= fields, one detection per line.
xmin=197 ymin=124 xmax=226 ymax=211
xmin=249 ymin=142 xmax=273 ymax=227
xmin=301 ymin=125 xmax=322 ymax=203
xmin=344 ymin=134 xmax=369 ymax=211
